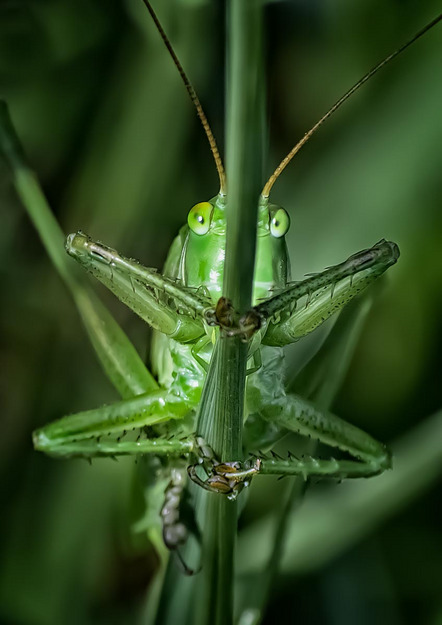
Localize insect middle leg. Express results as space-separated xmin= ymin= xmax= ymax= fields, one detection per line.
xmin=247 ymin=385 xmax=390 ymax=479
xmin=33 ymin=388 xmax=199 ymax=459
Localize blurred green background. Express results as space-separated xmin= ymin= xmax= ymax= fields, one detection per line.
xmin=1 ymin=0 xmax=441 ymax=623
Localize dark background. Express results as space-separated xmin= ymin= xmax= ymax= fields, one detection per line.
xmin=1 ymin=1 xmax=441 ymax=623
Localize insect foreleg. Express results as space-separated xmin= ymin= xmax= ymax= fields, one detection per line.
xmin=66 ymin=232 xmax=209 ymax=343
xmin=33 ymin=390 xmax=199 ymax=458
xmin=261 ymin=239 xmax=399 ymax=346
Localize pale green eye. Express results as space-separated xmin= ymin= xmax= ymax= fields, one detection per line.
xmin=188 ymin=202 xmax=213 ymax=235
xmin=270 ymin=207 xmax=290 ymax=238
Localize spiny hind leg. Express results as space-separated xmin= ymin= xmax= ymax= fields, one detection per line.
xmin=33 ymin=389 xmax=200 ymax=459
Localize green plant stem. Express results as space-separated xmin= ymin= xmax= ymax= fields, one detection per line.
xmin=192 ymin=2 xmax=264 ymax=624
xmin=0 ymin=101 xmax=157 ymax=397
xmin=224 ymin=0 xmax=264 ymax=312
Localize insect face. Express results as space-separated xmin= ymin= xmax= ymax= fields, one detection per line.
xmin=183 ymin=195 xmax=291 ymax=303
xmin=253 ymin=201 xmax=291 ymax=302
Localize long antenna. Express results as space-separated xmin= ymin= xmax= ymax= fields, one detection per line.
xmin=141 ymin=0 xmax=227 ymax=195
xmin=262 ymin=13 xmax=442 ymax=198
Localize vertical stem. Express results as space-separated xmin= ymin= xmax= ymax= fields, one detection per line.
xmin=194 ymin=2 xmax=264 ymax=624
xmin=224 ymin=0 xmax=264 ymax=312
xmin=195 ymin=342 xmax=241 ymax=625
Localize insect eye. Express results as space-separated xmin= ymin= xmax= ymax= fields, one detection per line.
xmin=270 ymin=207 xmax=290 ymax=238
xmin=188 ymin=202 xmax=213 ymax=235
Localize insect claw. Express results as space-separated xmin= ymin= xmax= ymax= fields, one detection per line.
xmin=175 ymin=549 xmax=200 ymax=577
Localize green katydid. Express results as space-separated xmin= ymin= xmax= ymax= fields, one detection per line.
xmin=1 ymin=2 xmax=441 ymax=574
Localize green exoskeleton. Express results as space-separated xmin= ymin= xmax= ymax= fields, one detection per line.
xmin=1 ymin=1 xmax=441 ymax=573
